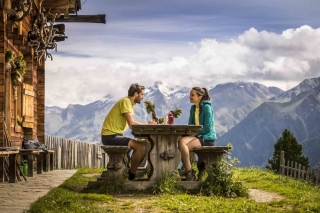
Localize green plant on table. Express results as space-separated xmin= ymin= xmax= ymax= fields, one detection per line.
xmin=144 ymin=100 xmax=159 ymax=123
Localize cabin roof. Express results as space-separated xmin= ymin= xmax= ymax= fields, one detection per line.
xmin=41 ymin=0 xmax=82 ymax=15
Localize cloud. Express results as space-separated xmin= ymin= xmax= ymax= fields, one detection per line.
xmin=46 ymin=25 xmax=320 ymax=108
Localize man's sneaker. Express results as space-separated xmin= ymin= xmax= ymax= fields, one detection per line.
xmin=128 ymin=171 xmax=136 ymax=180
xmin=185 ymin=169 xmax=197 ymax=181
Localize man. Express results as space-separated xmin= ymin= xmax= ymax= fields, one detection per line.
xmin=101 ymin=83 xmax=156 ymax=180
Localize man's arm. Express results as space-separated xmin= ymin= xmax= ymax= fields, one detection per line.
xmin=124 ymin=113 xmax=156 ymax=128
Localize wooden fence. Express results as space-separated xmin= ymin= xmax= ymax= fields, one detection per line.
xmin=45 ymin=135 xmax=108 ymax=169
xmin=279 ymin=151 xmax=320 ymax=185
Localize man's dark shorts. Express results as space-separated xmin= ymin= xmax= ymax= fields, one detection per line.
xmin=101 ymin=134 xmax=131 ymax=146
xmin=197 ymin=136 xmax=215 ymax=146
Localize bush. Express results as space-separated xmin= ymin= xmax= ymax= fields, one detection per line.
xmin=200 ymin=148 xmax=248 ymax=198
xmin=85 ymin=174 xmax=128 ymax=195
xmin=152 ymin=170 xmax=182 ymax=194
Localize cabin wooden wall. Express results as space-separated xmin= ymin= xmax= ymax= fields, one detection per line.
xmin=0 ymin=7 xmax=45 ymax=148
xmin=0 ymin=11 xmax=5 ymax=147
xmin=37 ymin=63 xmax=45 ymax=144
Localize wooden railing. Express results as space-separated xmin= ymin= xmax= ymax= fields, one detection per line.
xmin=45 ymin=135 xmax=108 ymax=169
xmin=279 ymin=151 xmax=320 ymax=185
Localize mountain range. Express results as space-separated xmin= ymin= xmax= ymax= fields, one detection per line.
xmin=45 ymin=77 xmax=320 ymax=168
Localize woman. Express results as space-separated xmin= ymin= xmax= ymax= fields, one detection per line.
xmin=178 ymin=87 xmax=216 ymax=181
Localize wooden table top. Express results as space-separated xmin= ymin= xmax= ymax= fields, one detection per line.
xmin=131 ymin=124 xmax=202 ymax=136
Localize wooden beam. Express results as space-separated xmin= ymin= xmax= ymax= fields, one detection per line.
xmin=55 ymin=14 xmax=106 ymax=24
xmin=18 ymin=22 xmax=23 ymax=35
xmin=13 ymin=38 xmax=25 ymax=45
xmin=42 ymin=0 xmax=69 ymax=9
xmin=6 ymin=20 xmax=14 ymax=32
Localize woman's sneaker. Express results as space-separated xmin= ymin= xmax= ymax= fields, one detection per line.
xmin=185 ymin=169 xmax=196 ymax=181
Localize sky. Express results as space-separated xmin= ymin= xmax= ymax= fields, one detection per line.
xmin=46 ymin=0 xmax=320 ymax=108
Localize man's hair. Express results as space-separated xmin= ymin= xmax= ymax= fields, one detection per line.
xmin=128 ymin=83 xmax=145 ymax=96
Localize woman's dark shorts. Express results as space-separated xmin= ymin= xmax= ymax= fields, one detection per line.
xmin=197 ymin=136 xmax=215 ymax=146
xmin=101 ymin=134 xmax=131 ymax=146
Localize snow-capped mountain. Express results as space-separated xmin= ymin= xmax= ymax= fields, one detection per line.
xmin=45 ymin=80 xmax=282 ymax=142
xmin=217 ymin=83 xmax=320 ymax=168
xmin=270 ymin=77 xmax=320 ymax=102
xmin=45 ymin=77 xmax=320 ymax=168
xmin=145 ymin=81 xmax=190 ymax=101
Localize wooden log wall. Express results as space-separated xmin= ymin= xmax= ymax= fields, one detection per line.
xmin=0 ymin=6 xmax=46 ymax=148
xmin=45 ymin=135 xmax=108 ymax=169
xmin=37 ymin=63 xmax=45 ymax=144
xmin=0 ymin=11 xmax=5 ymax=147
xmin=17 ymin=13 xmax=36 ymax=143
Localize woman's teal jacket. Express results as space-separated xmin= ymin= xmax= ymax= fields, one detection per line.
xmin=188 ymin=100 xmax=217 ymax=141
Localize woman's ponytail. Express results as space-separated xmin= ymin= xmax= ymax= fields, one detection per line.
xmin=202 ymin=88 xmax=211 ymax=100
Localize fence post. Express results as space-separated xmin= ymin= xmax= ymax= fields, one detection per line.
xmin=306 ymin=168 xmax=310 ymax=182
xmin=311 ymin=170 xmax=315 ymax=184
xmin=294 ymin=162 xmax=298 ymax=179
xmin=44 ymin=135 xmax=110 ymax=169
xmin=280 ymin=151 xmax=285 ymax=175
xmin=298 ymin=163 xmax=301 ymax=180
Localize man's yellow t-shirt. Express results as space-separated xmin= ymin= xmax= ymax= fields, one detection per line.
xmin=101 ymin=97 xmax=134 ymax=135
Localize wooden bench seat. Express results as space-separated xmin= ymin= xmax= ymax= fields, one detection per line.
xmin=18 ymin=149 xmax=55 ymax=177
xmin=100 ymin=146 xmax=131 ymax=179
xmin=42 ymin=150 xmax=54 ymax=172
xmin=18 ymin=149 xmax=41 ymax=177
xmin=193 ymin=146 xmax=230 ymax=180
xmin=0 ymin=150 xmax=19 ymax=183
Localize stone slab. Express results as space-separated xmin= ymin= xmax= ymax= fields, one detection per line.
xmin=0 ymin=169 xmax=77 ymax=213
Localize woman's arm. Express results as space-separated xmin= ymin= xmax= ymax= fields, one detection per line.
xmin=196 ymin=105 xmax=213 ymax=136
xmin=188 ymin=105 xmax=195 ymax=125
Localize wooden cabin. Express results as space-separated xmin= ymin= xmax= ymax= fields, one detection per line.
xmin=0 ymin=0 xmax=82 ymax=183
xmin=0 ymin=0 xmax=105 ymax=182
xmin=0 ymin=0 xmax=82 ymax=148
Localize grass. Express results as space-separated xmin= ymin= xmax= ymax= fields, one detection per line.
xmin=27 ymin=167 xmax=320 ymax=213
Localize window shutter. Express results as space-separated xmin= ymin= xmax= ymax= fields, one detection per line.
xmin=22 ymin=83 xmax=34 ymax=128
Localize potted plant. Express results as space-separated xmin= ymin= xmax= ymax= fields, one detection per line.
xmin=144 ymin=100 xmax=159 ymax=123
xmin=144 ymin=100 xmax=183 ymax=124
xmin=5 ymin=49 xmax=15 ymax=71
xmin=16 ymin=116 xmax=23 ymax=126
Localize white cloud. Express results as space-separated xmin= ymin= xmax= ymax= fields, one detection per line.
xmin=46 ymin=25 xmax=320 ymax=107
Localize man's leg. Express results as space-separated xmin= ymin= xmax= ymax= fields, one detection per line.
xmin=128 ymin=139 xmax=147 ymax=178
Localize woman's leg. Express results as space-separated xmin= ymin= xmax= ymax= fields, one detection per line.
xmin=178 ymin=136 xmax=201 ymax=171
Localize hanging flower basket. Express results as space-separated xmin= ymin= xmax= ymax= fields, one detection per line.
xmin=5 ymin=50 xmax=26 ymax=85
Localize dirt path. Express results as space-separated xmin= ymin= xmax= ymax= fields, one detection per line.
xmin=249 ymin=189 xmax=284 ymax=202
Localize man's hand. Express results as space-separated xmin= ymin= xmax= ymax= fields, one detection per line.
xmin=148 ymin=120 xmax=157 ymax=124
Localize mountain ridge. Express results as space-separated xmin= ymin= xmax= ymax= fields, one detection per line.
xmin=45 ymin=77 xmax=320 ymax=167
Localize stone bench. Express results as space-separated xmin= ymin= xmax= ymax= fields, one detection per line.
xmin=100 ymin=146 xmax=131 ymax=179
xmin=193 ymin=146 xmax=230 ymax=179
